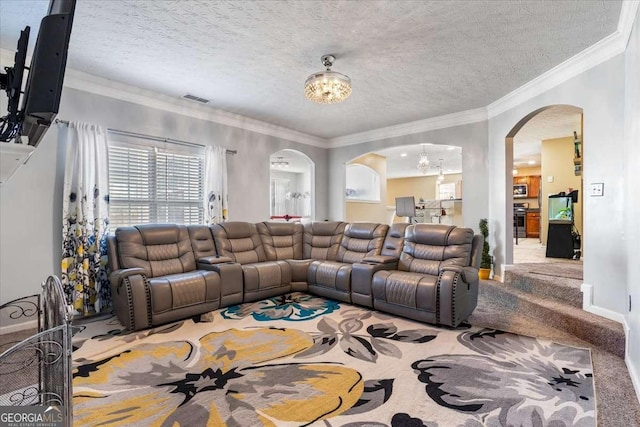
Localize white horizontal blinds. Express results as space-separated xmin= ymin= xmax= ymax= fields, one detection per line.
xmin=108 ymin=144 xmax=153 ymax=228
xmin=108 ymin=139 xmax=204 ymax=229
xmin=155 ymin=149 xmax=204 ymax=224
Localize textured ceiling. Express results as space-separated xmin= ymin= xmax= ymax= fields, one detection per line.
xmin=513 ymin=105 xmax=583 ymax=166
xmin=0 ymin=0 xmax=621 ymax=140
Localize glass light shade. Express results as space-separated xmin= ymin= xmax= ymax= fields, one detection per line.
xmin=417 ymin=152 xmax=430 ymax=173
xmin=437 ymin=171 xmax=445 ymax=182
xmin=305 ymin=71 xmax=352 ymax=104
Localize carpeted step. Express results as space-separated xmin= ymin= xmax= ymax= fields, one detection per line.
xmin=474 ymin=279 xmax=625 ymax=358
xmin=503 ymin=264 xmax=583 ymax=308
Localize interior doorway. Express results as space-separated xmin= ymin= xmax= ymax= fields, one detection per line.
xmin=269 ymin=149 xmax=314 ymax=222
xmin=344 ymin=144 xmax=463 ymax=225
xmin=507 ymin=105 xmax=583 ymax=265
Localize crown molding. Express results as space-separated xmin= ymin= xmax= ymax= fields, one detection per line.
xmin=619 ymin=0 xmax=640 ymax=48
xmin=327 ymin=108 xmax=488 ymax=148
xmin=63 ymin=68 xmax=329 ymax=147
xmin=0 ymin=48 xmax=328 ymax=148
xmin=487 ymin=1 xmax=639 ymax=119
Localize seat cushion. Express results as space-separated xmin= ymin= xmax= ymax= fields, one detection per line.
xmin=242 ymin=261 xmax=292 ymax=293
xmin=372 ymin=270 xmax=438 ymax=312
xmin=307 ymin=260 xmax=352 ymax=295
xmin=147 ymin=270 xmax=220 ymax=314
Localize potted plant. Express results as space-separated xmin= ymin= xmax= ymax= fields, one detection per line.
xmin=478 ymin=218 xmax=492 ymax=280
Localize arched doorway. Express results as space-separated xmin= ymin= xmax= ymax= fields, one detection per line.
xmin=269 ymin=149 xmax=314 ymax=222
xmin=505 ymin=105 xmax=583 ymax=265
xmin=345 ymin=144 xmax=463 ymax=224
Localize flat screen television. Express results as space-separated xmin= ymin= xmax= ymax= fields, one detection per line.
xmin=0 ymin=0 xmax=76 ymax=147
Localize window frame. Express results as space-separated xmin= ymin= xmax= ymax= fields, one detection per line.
xmin=107 ymin=137 xmax=206 ymax=229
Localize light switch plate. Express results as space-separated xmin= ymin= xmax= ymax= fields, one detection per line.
xmin=589 ymin=182 xmax=604 ymax=196
xmin=547 ymin=176 xmax=554 ymax=183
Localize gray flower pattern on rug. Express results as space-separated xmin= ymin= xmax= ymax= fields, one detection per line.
xmin=412 ymin=328 xmax=595 ymax=426
xmin=295 ymin=308 xmax=440 ymax=363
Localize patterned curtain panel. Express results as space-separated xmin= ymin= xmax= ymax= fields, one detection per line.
xmin=204 ymin=145 xmax=229 ymax=224
xmin=61 ymin=122 xmax=110 ymax=316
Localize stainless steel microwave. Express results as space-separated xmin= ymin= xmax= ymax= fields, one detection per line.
xmin=514 ymin=183 xmax=528 ymax=198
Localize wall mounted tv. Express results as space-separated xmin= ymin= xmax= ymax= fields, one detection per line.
xmin=0 ymin=0 xmax=76 ymax=147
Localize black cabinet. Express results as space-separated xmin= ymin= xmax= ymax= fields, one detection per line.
xmin=546 ymin=223 xmax=574 ymax=258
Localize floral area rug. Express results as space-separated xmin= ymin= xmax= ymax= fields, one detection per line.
xmin=72 ymin=293 xmax=596 ymax=426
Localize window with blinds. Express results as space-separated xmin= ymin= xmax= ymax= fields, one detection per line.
xmin=108 ymin=139 xmax=205 ymax=230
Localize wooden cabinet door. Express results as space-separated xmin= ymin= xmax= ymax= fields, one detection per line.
xmin=513 ymin=176 xmax=528 ymax=185
xmin=529 ymin=176 xmax=541 ymax=198
xmin=526 ymin=212 xmax=540 ymax=238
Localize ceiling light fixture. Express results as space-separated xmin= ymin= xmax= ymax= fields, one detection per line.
xmin=271 ymin=156 xmax=289 ymax=168
xmin=437 ymin=159 xmax=445 ymax=182
xmin=305 ymin=55 xmax=352 ymax=104
xmin=417 ymin=144 xmax=430 ymax=174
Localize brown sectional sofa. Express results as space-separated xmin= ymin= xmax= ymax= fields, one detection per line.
xmin=107 ymin=221 xmax=483 ymax=331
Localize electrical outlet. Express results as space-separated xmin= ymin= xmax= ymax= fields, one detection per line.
xmin=589 ymin=183 xmax=604 ymax=197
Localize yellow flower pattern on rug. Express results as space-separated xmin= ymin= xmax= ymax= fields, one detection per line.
xmin=73 ymin=328 xmax=363 ymax=426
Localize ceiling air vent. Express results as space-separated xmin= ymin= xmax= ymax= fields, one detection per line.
xmin=183 ymin=94 xmax=210 ymax=104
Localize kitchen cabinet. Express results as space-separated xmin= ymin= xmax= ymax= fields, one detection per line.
xmin=526 ymin=211 xmax=540 ymax=238
xmin=514 ymin=176 xmax=528 ymax=185
xmin=512 ymin=175 xmax=541 ymax=199
xmin=529 ymin=175 xmax=541 ymax=199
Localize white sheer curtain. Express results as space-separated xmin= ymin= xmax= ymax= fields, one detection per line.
xmin=204 ymin=145 xmax=228 ymax=224
xmin=61 ymin=122 xmax=110 ymax=316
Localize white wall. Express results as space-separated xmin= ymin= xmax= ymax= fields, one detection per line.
xmin=488 ymin=54 xmax=626 ymax=314
xmin=624 ymin=6 xmax=640 ymax=400
xmin=0 ymin=88 xmax=329 ymax=303
xmin=329 ymin=121 xmax=489 ymax=232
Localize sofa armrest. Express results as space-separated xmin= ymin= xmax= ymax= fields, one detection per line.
xmin=197 ymin=256 xmax=234 ymax=265
xmin=362 ymin=255 xmax=398 ymax=265
xmin=441 ymin=265 xmax=478 ymax=284
xmin=351 ymin=261 xmax=398 ymax=308
xmin=437 ymin=266 xmax=479 ymax=327
xmin=109 ymin=267 xmax=146 ymax=292
xmin=108 ymin=268 xmax=151 ymax=331
xmin=198 ymin=262 xmax=243 ymax=307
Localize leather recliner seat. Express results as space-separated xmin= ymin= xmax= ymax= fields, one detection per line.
xmin=256 ymin=221 xmax=308 ymax=292
xmin=211 ymin=221 xmax=292 ymax=302
xmin=372 ymin=224 xmax=482 ymax=326
xmin=307 ymin=222 xmax=389 ymax=302
xmin=107 ymin=224 xmax=221 ymax=331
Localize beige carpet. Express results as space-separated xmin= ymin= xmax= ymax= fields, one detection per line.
xmin=72 ymin=293 xmax=596 ymax=426
xmin=527 ymin=262 xmax=583 ymax=281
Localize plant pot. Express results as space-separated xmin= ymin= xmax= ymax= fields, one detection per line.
xmin=478 ymin=268 xmax=491 ymax=280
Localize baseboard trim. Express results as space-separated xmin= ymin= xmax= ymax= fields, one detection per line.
xmin=581 ymin=284 xmax=625 ymax=324
xmin=624 ymin=319 xmax=640 ymax=404
xmin=0 ymin=319 xmax=38 ymax=335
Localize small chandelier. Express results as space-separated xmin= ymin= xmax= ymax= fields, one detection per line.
xmin=437 ymin=159 xmax=445 ymax=182
xmin=417 ymin=145 xmax=430 ymax=174
xmin=305 ymin=55 xmax=352 ymax=104
xmin=271 ymin=156 xmax=289 ymax=168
